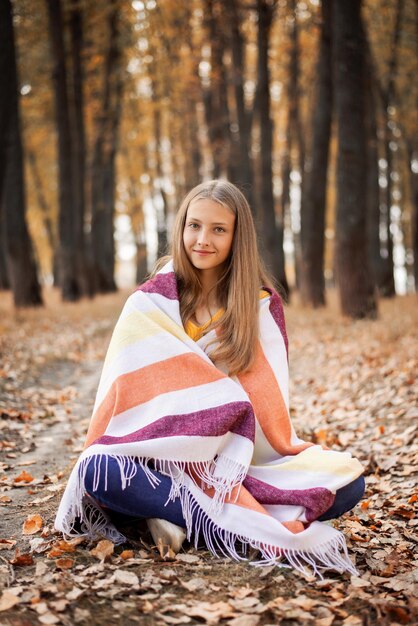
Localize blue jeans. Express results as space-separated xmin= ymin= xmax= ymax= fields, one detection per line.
xmin=84 ymin=456 xmax=365 ymax=527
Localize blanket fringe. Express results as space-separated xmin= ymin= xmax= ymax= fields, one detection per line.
xmin=176 ymin=484 xmax=358 ymax=578
xmin=60 ymin=452 xmax=357 ymax=577
xmin=60 ymin=451 xmax=247 ymax=538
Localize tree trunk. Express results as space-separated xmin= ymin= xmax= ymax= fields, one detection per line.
xmin=202 ymin=0 xmax=230 ymax=179
xmin=226 ymin=0 xmax=254 ymax=207
xmin=91 ymin=0 xmax=121 ymax=293
xmin=136 ymin=241 xmax=148 ymax=285
xmin=255 ymin=0 xmax=288 ymax=292
xmin=27 ymin=150 xmax=55 ymax=257
xmin=182 ymin=9 xmax=203 ymax=189
xmin=376 ymin=0 xmax=404 ymax=297
xmin=46 ymin=0 xmax=80 ymax=301
xmin=0 ymin=0 xmax=42 ymax=307
xmin=152 ymin=95 xmax=169 ymax=258
xmin=288 ymin=0 xmax=305 ymax=290
xmin=364 ymin=56 xmax=383 ymax=292
xmin=300 ymin=0 xmax=332 ymax=307
xmin=0 ymin=0 xmax=13 ymax=291
xmin=185 ymin=99 xmax=202 ymax=188
xmin=406 ymin=140 xmax=418 ymax=291
xmin=333 ymin=0 xmax=377 ymax=318
xmin=0 ymin=212 xmax=10 ymax=290
xmin=69 ymin=3 xmax=91 ymax=297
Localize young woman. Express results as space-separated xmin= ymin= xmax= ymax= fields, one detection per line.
xmin=55 ymin=180 xmax=365 ymax=575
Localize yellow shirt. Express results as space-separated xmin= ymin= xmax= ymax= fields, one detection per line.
xmin=184 ymin=290 xmax=271 ymax=342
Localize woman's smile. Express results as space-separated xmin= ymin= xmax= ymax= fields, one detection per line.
xmin=183 ymin=198 xmax=236 ymax=276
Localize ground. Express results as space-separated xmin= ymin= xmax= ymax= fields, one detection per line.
xmin=0 ymin=288 xmax=417 ymax=625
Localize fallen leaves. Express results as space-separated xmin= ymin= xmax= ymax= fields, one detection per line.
xmin=89 ymin=539 xmax=114 ymax=562
xmin=22 ymin=513 xmax=43 ymax=535
xmin=0 ymin=590 xmax=20 ymax=611
xmin=9 ymin=549 xmax=34 ymax=567
xmin=0 ymin=538 xmax=16 ymax=550
xmin=120 ymin=549 xmax=134 ymax=560
xmin=55 ymin=557 xmax=74 ymax=570
xmin=0 ymin=292 xmax=416 ymax=625
xmin=112 ymin=569 xmax=139 ymax=586
xmin=14 ymin=470 xmax=34 ymax=483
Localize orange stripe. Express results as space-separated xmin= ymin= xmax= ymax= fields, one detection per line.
xmin=187 ymin=466 xmax=270 ymax=516
xmin=238 ymin=341 xmax=311 ymax=456
xmin=84 ymin=353 xmax=225 ymax=448
xmin=187 ymin=468 xmax=305 ymax=535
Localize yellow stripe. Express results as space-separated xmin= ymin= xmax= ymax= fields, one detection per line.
xmin=102 ymin=309 xmax=188 ymax=375
xmin=263 ymin=448 xmax=363 ymax=477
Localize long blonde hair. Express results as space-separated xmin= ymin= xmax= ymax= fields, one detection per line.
xmin=153 ymin=180 xmax=276 ymax=375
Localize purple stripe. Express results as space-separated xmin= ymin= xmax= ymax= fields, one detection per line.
xmin=136 ymin=272 xmax=179 ymax=301
xmin=95 ymin=401 xmax=255 ymax=447
xmin=268 ymin=290 xmax=288 ymax=356
xmin=243 ymin=474 xmax=334 ymax=522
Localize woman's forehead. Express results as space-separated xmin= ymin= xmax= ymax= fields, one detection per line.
xmin=187 ymin=197 xmax=235 ymax=220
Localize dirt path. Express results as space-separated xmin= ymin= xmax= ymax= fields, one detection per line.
xmin=1 ymin=359 xmax=101 ymax=540
xmin=0 ymin=291 xmax=416 ymax=625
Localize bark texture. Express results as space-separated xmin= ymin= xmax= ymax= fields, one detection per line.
xmin=300 ymin=0 xmax=332 ymax=307
xmin=255 ymin=0 xmax=288 ymax=292
xmin=46 ymin=0 xmax=80 ymax=301
xmin=333 ymin=0 xmax=377 ymax=318
xmin=91 ymin=0 xmax=122 ymax=293
xmin=0 ymin=0 xmax=42 ymax=306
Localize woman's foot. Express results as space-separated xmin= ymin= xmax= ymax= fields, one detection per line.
xmin=146 ymin=518 xmax=187 ymax=556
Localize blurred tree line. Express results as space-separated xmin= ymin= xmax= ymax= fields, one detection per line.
xmin=0 ymin=0 xmax=416 ymax=318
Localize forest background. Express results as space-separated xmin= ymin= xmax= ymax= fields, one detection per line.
xmin=0 ymin=2 xmax=418 ymax=624
xmin=1 ymin=0 xmax=417 ymax=316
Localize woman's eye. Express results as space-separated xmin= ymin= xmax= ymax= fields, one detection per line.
xmin=215 ymin=227 xmax=225 ymax=233
xmin=188 ymin=223 xmax=198 ymax=229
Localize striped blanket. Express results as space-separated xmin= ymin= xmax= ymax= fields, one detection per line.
xmin=55 ymin=260 xmax=363 ymax=576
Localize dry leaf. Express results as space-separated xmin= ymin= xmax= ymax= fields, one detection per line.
xmin=9 ymin=549 xmax=34 ymax=566
xmin=0 ymin=539 xmax=16 ymax=551
xmin=0 ymin=590 xmax=20 ymax=611
xmin=47 ymin=539 xmax=77 ymax=558
xmin=112 ymin=569 xmax=139 ymax=586
xmin=0 ymin=495 xmax=11 ymax=503
xmin=22 ymin=513 xmax=43 ymax=535
xmin=14 ymin=470 xmax=34 ymax=483
xmin=181 ymin=577 xmax=206 ymax=592
xmin=55 ymin=558 xmax=74 ymax=570
xmin=90 ymin=539 xmax=114 ymax=561
xmin=38 ymin=613 xmax=60 ymax=625
xmin=188 ymin=601 xmax=236 ymax=625
xmin=175 ymin=553 xmax=200 ymax=564
xmin=350 ymin=576 xmax=372 ymax=588
xmin=227 ymin=616 xmax=260 ymax=626
xmin=120 ymin=549 xmax=134 ymax=560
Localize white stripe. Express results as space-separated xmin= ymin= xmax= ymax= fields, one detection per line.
xmin=79 ymin=432 xmax=253 ymax=466
xmin=104 ymin=377 xmax=252 ymax=437
xmin=183 ymin=473 xmax=340 ymax=550
xmin=94 ymin=333 xmax=192 ymax=412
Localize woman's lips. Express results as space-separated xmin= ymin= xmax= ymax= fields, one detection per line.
xmin=193 ymin=250 xmax=214 ymax=255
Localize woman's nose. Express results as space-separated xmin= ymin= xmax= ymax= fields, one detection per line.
xmin=197 ymin=229 xmax=210 ymax=246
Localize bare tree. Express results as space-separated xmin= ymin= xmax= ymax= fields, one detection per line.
xmin=333 ymin=0 xmax=377 ymax=318
xmin=300 ymin=0 xmax=332 ymax=307
xmin=91 ymin=0 xmax=122 ymax=293
xmin=255 ymin=0 xmax=288 ymax=292
xmin=0 ymin=0 xmax=42 ymax=307
xmin=46 ymin=0 xmax=80 ymax=301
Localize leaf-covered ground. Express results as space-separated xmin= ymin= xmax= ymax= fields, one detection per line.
xmin=0 ymin=289 xmax=417 ymax=625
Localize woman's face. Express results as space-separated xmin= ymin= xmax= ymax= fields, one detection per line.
xmin=182 ymin=198 xmax=236 ymax=276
